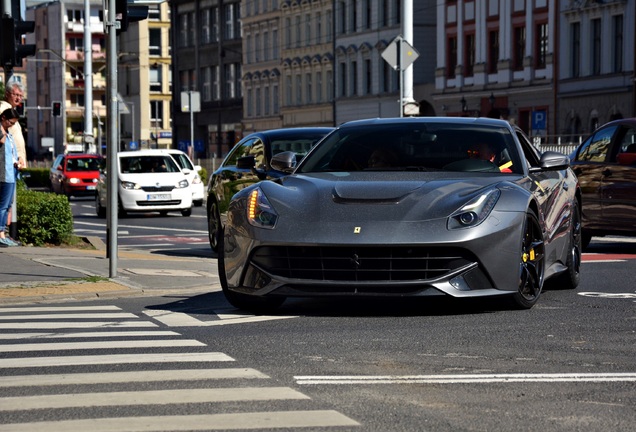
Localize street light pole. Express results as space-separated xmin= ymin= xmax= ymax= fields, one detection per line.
xmin=83 ymin=0 xmax=93 ymax=152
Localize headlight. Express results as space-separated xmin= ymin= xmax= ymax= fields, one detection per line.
xmin=121 ymin=181 xmax=140 ymax=190
xmin=247 ymin=187 xmax=278 ymax=229
xmin=177 ymin=179 xmax=189 ymax=188
xmin=448 ymin=189 xmax=500 ymax=229
xmin=68 ymin=178 xmax=80 ymax=184
xmin=192 ymin=174 xmax=202 ymax=184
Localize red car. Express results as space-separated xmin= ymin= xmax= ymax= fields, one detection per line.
xmin=49 ymin=153 xmax=104 ymax=197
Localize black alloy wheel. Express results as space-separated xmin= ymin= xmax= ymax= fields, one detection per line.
xmin=512 ymin=209 xmax=545 ymax=309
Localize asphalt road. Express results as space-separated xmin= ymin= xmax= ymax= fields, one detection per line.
xmin=1 ymin=216 xmax=635 ymax=431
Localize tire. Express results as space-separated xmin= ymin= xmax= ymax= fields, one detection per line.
xmin=181 ymin=207 xmax=192 ymax=217
xmin=511 ymin=208 xmax=545 ymax=309
xmin=95 ymin=193 xmax=106 ymax=218
xmin=218 ymin=228 xmax=284 ymax=314
xmin=208 ymin=200 xmax=221 ymax=253
xmin=552 ymin=200 xmax=582 ymax=290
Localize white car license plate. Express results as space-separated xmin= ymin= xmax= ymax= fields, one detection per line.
xmin=147 ymin=193 xmax=171 ymax=201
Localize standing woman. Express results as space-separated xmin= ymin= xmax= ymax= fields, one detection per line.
xmin=0 ymin=108 xmax=20 ymax=247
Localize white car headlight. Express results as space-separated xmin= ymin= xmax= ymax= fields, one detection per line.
xmin=177 ymin=179 xmax=189 ymax=189
xmin=68 ymin=178 xmax=80 ymax=184
xmin=192 ymin=174 xmax=202 ymax=184
xmin=121 ymin=181 xmax=140 ymax=190
xmin=448 ymin=189 xmax=500 ymax=229
xmin=247 ymin=187 xmax=278 ymax=229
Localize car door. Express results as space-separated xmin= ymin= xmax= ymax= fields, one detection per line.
xmin=598 ymin=123 xmax=636 ymax=229
xmin=570 ymin=124 xmax=617 ymax=229
xmin=49 ymin=155 xmax=65 ymax=193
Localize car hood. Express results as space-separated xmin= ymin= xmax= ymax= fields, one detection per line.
xmin=118 ymin=172 xmax=187 ymax=185
xmin=261 ymin=172 xmax=513 ymax=222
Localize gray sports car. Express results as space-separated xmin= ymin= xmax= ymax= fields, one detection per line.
xmin=219 ymin=117 xmax=582 ymax=312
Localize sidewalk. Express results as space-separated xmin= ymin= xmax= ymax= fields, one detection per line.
xmin=0 ymin=238 xmax=220 ymax=304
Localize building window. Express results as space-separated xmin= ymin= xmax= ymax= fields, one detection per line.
xmin=213 ymin=66 xmax=220 ymax=100
xmin=339 ymin=62 xmax=347 ymax=97
xmin=150 ymin=100 xmax=163 ymax=129
xmin=488 ymin=30 xmax=499 ymax=74
xmin=148 ymin=4 xmax=160 ymax=21
xmin=263 ymin=31 xmax=269 ymax=61
xmin=338 ymin=1 xmax=346 ymax=34
xmin=254 ymin=33 xmax=260 ymax=62
xmin=149 ymin=29 xmax=161 ymax=56
xmin=296 ymin=74 xmax=302 ymax=105
xmin=264 ymin=85 xmax=270 ymax=116
xmin=380 ymin=0 xmax=389 ymax=27
xmin=188 ymin=12 xmax=196 ymax=47
xmin=201 ymin=9 xmax=211 ymax=44
xmin=447 ymin=36 xmax=457 ymax=78
xmin=70 ymin=93 xmax=85 ymax=106
xmin=202 ymin=67 xmax=212 ymax=101
xmin=326 ymin=11 xmax=333 ymax=42
xmin=535 ymin=23 xmax=548 ymax=69
xmin=612 ymin=14 xmax=623 ymax=73
xmin=464 ymin=33 xmax=475 ymax=76
xmin=364 ymin=0 xmax=372 ymax=29
xmin=351 ymin=60 xmax=357 ymax=96
xmin=363 ymin=59 xmax=371 ymax=95
xmin=285 ymin=18 xmax=291 ymax=49
xmin=68 ymin=37 xmax=83 ymax=51
xmin=591 ymin=18 xmax=601 ymax=75
xmin=256 ymin=87 xmax=261 ymax=116
xmin=286 ymin=75 xmax=292 ymax=105
xmin=305 ymin=73 xmax=312 ymax=103
xmin=180 ymin=70 xmax=189 ymax=92
xmin=212 ymin=7 xmax=219 ymax=42
xmin=305 ymin=14 xmax=311 ymax=45
xmin=273 ymin=84 xmax=279 ymax=113
xmin=326 ymin=70 xmax=333 ymax=101
xmin=149 ymin=65 xmax=162 ymax=92
xmin=295 ymin=15 xmax=301 ymax=48
xmin=513 ymin=26 xmax=525 ymax=71
xmin=316 ymin=12 xmax=322 ymax=44
xmin=316 ymin=71 xmax=323 ymax=102
xmin=570 ymin=22 xmax=580 ymax=78
xmin=224 ymin=3 xmax=236 ymax=40
xmin=247 ymin=88 xmax=253 ymax=117
xmin=179 ymin=13 xmax=188 ymax=47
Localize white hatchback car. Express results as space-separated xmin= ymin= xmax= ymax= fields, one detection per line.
xmin=166 ymin=149 xmax=205 ymax=206
xmin=96 ymin=150 xmax=193 ymax=217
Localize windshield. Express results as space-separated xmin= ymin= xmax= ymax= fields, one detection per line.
xmin=297 ymin=122 xmax=523 ymax=175
xmin=120 ymin=155 xmax=182 ymax=174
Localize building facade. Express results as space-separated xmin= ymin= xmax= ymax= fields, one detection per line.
xmin=170 ymin=0 xmax=243 ymax=160
xmin=557 ymin=0 xmax=635 ymax=140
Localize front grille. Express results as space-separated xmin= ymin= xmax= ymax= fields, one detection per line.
xmin=141 ymin=186 xmax=174 ymax=192
xmin=136 ymin=200 xmax=181 ymax=206
xmin=250 ymin=246 xmax=473 ymax=282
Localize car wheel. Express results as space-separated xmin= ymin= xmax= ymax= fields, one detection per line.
xmin=511 ymin=208 xmax=545 ymax=309
xmin=552 ymin=200 xmax=582 ymax=290
xmin=181 ymin=208 xmax=192 ymax=217
xmin=208 ymin=200 xmax=221 ymax=252
xmin=218 ymin=230 xmax=284 ymax=313
xmin=118 ymin=200 xmax=127 ymax=218
xmin=95 ymin=193 xmax=106 ymax=218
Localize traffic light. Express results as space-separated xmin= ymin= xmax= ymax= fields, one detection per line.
xmin=0 ymin=17 xmax=36 ymax=69
xmin=52 ymin=101 xmax=62 ymax=117
xmin=116 ymin=0 xmax=149 ymax=34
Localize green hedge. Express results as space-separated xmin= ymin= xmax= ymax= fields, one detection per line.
xmin=15 ymin=181 xmax=74 ymax=246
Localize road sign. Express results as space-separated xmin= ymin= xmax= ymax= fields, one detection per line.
xmin=181 ymin=91 xmax=201 ymax=113
xmin=381 ymin=36 xmax=419 ymax=70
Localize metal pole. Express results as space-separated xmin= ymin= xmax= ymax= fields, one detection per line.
xmin=106 ymin=0 xmax=118 ymax=276
xmin=398 ymin=36 xmax=403 ymax=118
xmin=83 ymin=0 xmax=93 ymax=152
xmin=402 ymin=0 xmax=414 ymax=106
xmin=189 ymin=91 xmax=194 ymax=154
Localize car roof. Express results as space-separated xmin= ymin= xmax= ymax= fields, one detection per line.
xmin=245 ymin=127 xmax=334 ymax=139
xmin=337 ymin=116 xmax=514 ymax=130
xmin=65 ymin=153 xmax=102 ymax=158
xmin=118 ymin=150 xmax=173 ymax=157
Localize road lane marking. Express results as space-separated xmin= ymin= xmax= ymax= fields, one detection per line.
xmin=0 ymin=313 xmax=139 ymax=320
xmin=0 ymin=411 xmax=360 ymax=431
xmin=0 ymin=387 xmax=310 ymax=411
xmin=0 ymin=331 xmax=180 ymax=339
xmin=0 ymin=321 xmax=158 ymax=329
xmin=0 ymin=368 xmax=269 ymax=388
xmin=0 ymin=306 xmax=123 ymax=312
xmin=0 ymin=339 xmax=206 ymax=352
xmin=0 ymin=352 xmax=234 ymax=368
xmin=144 ymin=309 xmax=298 ymax=327
xmin=295 ymin=373 xmax=636 ymax=385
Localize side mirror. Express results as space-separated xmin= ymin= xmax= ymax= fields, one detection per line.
xmin=529 ymin=151 xmax=570 ymax=173
xmin=270 ymin=151 xmax=297 ymax=173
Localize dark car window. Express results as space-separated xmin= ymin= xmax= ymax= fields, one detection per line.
xmin=171 ymin=152 xmax=194 ymax=170
xmin=516 ymin=129 xmax=541 ymax=167
xmin=271 ymin=134 xmax=327 ymax=159
xmin=576 ymin=125 xmax=617 ymax=162
xmin=224 ymin=138 xmax=258 ymax=166
xmin=120 ymin=155 xmax=180 ymax=173
xmin=68 ymin=157 xmax=102 ymax=171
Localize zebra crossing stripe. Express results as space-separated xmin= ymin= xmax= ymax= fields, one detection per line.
xmin=0 ymin=368 xmax=269 ymax=388
xmin=0 ymin=306 xmax=123 ymax=312
xmin=0 ymin=387 xmax=311 ymax=410
xmin=0 ymin=321 xmax=158 ymax=329
xmin=0 ymin=313 xmax=139 ymax=320
xmin=0 ymin=331 xmax=180 ymax=339
xmin=0 ymin=339 xmax=206 ymax=352
xmin=0 ymin=352 xmax=234 ymax=368
xmin=0 ymin=411 xmax=360 ymax=431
